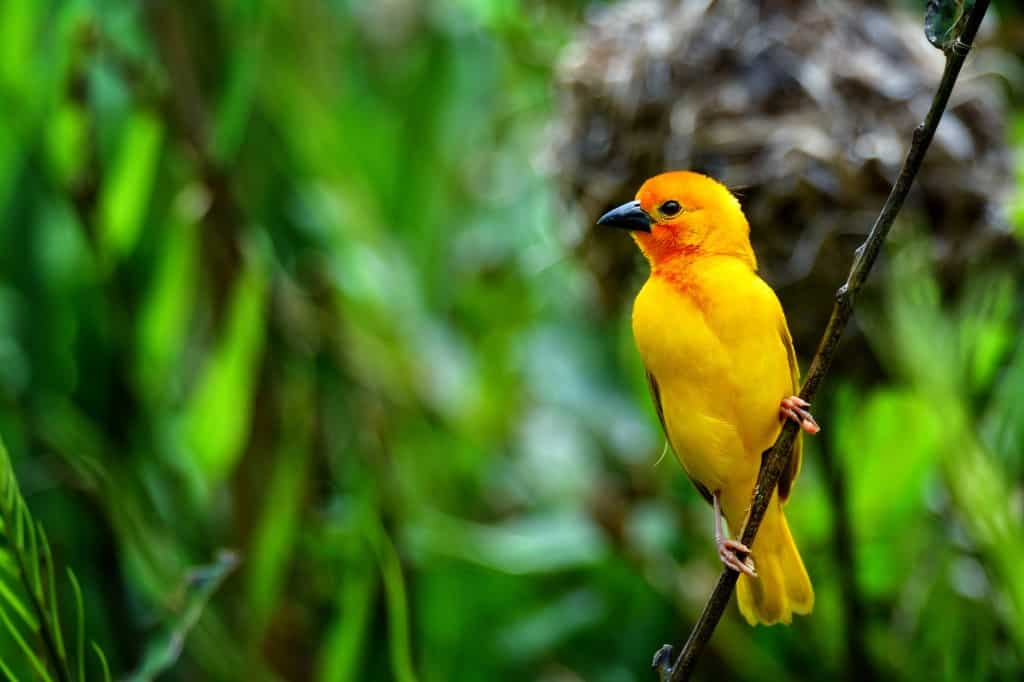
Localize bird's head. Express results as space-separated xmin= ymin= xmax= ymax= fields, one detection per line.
xmin=597 ymin=171 xmax=755 ymax=269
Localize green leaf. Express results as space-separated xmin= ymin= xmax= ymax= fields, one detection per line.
xmin=184 ymin=252 xmax=268 ymax=486
xmin=0 ymin=435 xmax=107 ymax=681
xmin=0 ymin=656 xmax=18 ymax=682
xmin=0 ymin=599 xmax=54 ymax=682
xmin=212 ymin=45 xmax=261 ymax=164
xmin=316 ymin=557 xmax=377 ymax=682
xmin=97 ymin=111 xmax=164 ymax=266
xmin=924 ymin=0 xmax=976 ymax=50
xmin=125 ymin=551 xmax=239 ymax=682
xmin=68 ymin=570 xmax=84 ymax=682
xmin=244 ymin=366 xmax=314 ymax=636
xmin=25 ymin=508 xmax=39 ymax=601
xmin=0 ymin=549 xmax=15 ymax=579
xmin=0 ymin=578 xmax=38 ymax=631
xmin=92 ymin=642 xmax=112 ymax=682
xmin=37 ymin=525 xmax=64 ymax=662
xmin=135 ymin=204 xmax=200 ymax=403
xmin=368 ymin=523 xmax=418 ymax=682
xmin=45 ymin=104 xmax=89 ymax=189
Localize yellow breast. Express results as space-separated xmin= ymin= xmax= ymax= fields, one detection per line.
xmin=632 ymin=257 xmax=791 ymax=491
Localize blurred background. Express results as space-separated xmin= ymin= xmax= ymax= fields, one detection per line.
xmin=1 ymin=0 xmax=1023 ymax=680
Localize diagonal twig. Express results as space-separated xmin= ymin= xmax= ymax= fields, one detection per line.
xmin=653 ymin=2 xmax=992 ymax=679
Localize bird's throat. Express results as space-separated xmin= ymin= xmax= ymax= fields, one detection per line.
xmin=633 ymin=229 xmax=757 ymax=273
xmin=631 ymin=230 xmax=701 ymax=268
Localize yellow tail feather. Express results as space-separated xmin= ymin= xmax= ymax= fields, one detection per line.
xmin=735 ymin=503 xmax=813 ymax=626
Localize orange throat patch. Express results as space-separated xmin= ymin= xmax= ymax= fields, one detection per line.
xmin=652 ymin=262 xmax=708 ymax=312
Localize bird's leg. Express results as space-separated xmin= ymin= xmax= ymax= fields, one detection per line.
xmin=713 ymin=491 xmax=756 ymax=578
xmin=779 ymin=396 xmax=820 ymax=434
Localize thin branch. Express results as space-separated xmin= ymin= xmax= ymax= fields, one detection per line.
xmin=653 ymin=2 xmax=992 ymax=679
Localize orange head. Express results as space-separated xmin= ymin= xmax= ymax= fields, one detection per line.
xmin=597 ymin=171 xmax=756 ymax=270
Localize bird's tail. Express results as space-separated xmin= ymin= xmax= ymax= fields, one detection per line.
xmin=735 ymin=500 xmax=813 ymax=625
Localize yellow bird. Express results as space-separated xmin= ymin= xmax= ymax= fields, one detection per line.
xmin=598 ymin=171 xmax=818 ymax=625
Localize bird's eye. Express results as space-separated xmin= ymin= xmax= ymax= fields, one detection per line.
xmin=660 ymin=200 xmax=681 ymax=217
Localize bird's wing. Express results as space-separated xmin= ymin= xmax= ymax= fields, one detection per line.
xmin=645 ymin=369 xmax=714 ymax=505
xmin=777 ymin=316 xmax=802 ymax=501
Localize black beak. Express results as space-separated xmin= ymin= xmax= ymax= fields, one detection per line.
xmin=596 ymin=200 xmax=653 ymax=233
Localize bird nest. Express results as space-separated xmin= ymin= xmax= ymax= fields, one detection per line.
xmin=549 ymin=0 xmax=1016 ymax=364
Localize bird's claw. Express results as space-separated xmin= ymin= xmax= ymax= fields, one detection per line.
xmin=780 ymin=396 xmax=820 ymax=434
xmin=717 ymin=537 xmax=756 ymax=577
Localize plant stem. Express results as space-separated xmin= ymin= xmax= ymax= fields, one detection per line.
xmin=654 ymin=2 xmax=991 ymax=679
xmin=818 ymin=428 xmax=873 ymax=682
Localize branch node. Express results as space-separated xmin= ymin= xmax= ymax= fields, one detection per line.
xmin=949 ymin=37 xmax=971 ymax=57
xmin=653 ymin=644 xmax=675 ymax=680
xmin=835 ymin=283 xmax=849 ymax=302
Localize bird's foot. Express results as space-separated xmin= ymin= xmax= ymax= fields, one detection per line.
xmin=780 ymin=396 xmax=820 ymax=434
xmin=717 ymin=537 xmax=756 ymax=577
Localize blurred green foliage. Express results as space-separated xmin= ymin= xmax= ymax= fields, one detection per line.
xmin=0 ymin=1 xmax=1023 ymax=681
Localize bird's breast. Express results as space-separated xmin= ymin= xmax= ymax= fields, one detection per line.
xmin=632 ymin=275 xmax=742 ymax=486
xmin=631 ymin=265 xmax=790 ymax=489
xmin=632 ymin=275 xmax=726 ymax=394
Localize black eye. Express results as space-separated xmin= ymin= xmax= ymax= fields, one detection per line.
xmin=660 ymin=200 xmax=681 ymax=216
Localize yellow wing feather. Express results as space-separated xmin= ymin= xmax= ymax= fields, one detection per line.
xmin=645 ymin=370 xmax=713 ymax=505
xmin=777 ymin=317 xmax=802 ymax=501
